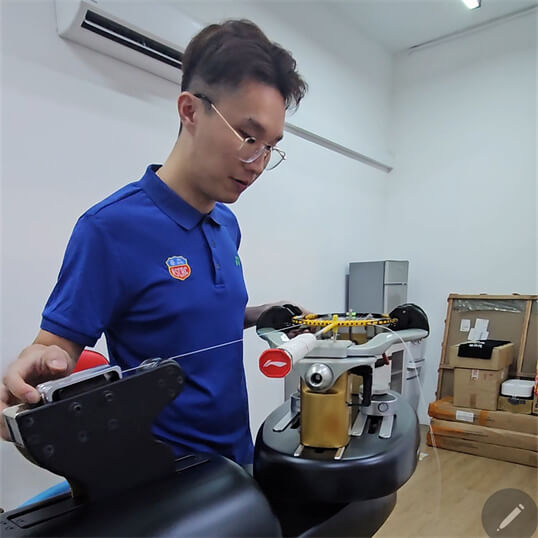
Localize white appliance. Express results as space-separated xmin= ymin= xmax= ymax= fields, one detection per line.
xmin=54 ymin=0 xmax=202 ymax=83
xmin=501 ymin=379 xmax=535 ymax=398
xmin=385 ymin=340 xmax=425 ymax=413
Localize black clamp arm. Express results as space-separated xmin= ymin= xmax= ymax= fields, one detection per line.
xmin=5 ymin=360 xmax=184 ymax=501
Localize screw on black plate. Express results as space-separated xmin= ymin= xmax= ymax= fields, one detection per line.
xmin=69 ymin=402 xmax=82 ymax=415
xmin=107 ymin=418 xmax=119 ymax=431
xmin=43 ymin=444 xmax=55 ymax=458
xmin=103 ymin=391 xmax=114 ymax=403
xmin=23 ymin=416 xmax=34 ymax=428
xmin=157 ymin=378 xmax=166 ymax=388
xmin=78 ymin=431 xmax=88 ymax=443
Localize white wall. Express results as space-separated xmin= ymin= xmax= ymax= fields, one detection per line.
xmin=387 ymin=11 xmax=537 ymax=423
xmin=534 ymin=10 xmax=538 ymax=290
xmin=0 ymin=0 xmax=391 ymax=508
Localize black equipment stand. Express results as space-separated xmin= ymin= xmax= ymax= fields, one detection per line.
xmin=255 ymin=393 xmax=420 ymax=537
xmin=1 ymin=357 xmax=421 ymax=537
xmin=0 ymin=361 xmax=280 ymax=537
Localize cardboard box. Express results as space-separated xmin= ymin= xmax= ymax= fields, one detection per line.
xmin=428 ymin=398 xmax=538 ymax=435
xmin=427 ymin=432 xmax=537 ymax=467
xmin=430 ymin=418 xmax=537 ymax=451
xmin=448 ymin=343 xmax=514 ymax=371
xmin=497 ymin=395 xmax=534 ymax=415
xmin=453 ymin=367 xmax=508 ymax=411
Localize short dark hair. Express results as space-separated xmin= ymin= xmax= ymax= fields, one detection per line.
xmin=181 ymin=20 xmax=307 ymax=111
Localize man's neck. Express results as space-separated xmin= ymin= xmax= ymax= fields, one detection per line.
xmin=156 ymin=142 xmax=215 ymax=214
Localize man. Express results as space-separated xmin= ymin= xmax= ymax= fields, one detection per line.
xmin=0 ymin=19 xmax=307 ymax=465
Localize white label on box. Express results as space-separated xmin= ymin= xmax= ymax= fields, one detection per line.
xmin=468 ymin=328 xmax=482 ymax=341
xmin=471 ymin=369 xmax=480 ymax=380
xmin=474 ymin=318 xmax=489 ymax=331
xmin=460 ymin=319 xmax=471 ymax=332
xmin=456 ymin=410 xmax=475 ymax=423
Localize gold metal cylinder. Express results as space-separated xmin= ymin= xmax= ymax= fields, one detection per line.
xmin=300 ymin=373 xmax=351 ymax=448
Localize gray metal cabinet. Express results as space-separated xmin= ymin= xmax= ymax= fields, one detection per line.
xmin=348 ymin=260 xmax=408 ymax=314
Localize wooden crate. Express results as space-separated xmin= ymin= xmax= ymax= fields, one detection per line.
xmin=436 ymin=294 xmax=537 ymax=400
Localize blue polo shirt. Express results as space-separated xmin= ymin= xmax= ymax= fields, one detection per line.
xmin=41 ymin=165 xmax=253 ymax=464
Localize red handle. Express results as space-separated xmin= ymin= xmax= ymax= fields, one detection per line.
xmin=73 ymin=349 xmax=108 ymax=373
xmin=259 ymin=349 xmax=291 ymax=378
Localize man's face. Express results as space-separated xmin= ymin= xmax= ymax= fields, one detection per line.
xmin=189 ymin=80 xmax=286 ymax=206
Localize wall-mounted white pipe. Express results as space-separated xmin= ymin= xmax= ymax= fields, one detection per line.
xmin=408 ymin=5 xmax=537 ymax=55
xmin=285 ymin=122 xmax=394 ymax=173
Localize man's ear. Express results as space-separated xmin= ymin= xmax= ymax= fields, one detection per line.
xmin=177 ymin=92 xmax=199 ymax=133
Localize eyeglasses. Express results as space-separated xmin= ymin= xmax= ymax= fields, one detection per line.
xmin=194 ymin=93 xmax=286 ymax=171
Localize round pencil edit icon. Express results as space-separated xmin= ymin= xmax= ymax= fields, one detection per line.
xmin=481 ymin=488 xmax=537 ymax=538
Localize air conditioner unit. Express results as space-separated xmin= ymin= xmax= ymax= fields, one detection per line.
xmin=54 ymin=0 xmax=202 ymax=84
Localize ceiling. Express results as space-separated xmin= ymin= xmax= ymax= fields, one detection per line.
xmin=279 ymin=0 xmax=538 ymax=53
xmin=180 ymin=0 xmax=537 ymax=54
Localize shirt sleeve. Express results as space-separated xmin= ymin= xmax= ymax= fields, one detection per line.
xmin=41 ymin=213 xmax=128 ymax=347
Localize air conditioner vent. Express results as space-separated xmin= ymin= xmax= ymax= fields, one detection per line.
xmin=81 ymin=9 xmax=182 ymax=70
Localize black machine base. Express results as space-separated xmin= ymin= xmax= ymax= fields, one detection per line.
xmin=268 ymin=493 xmax=397 ymax=538
xmin=0 ymin=455 xmax=281 ymax=537
xmin=254 ymin=392 xmax=419 ymax=536
xmin=1 ymin=357 xmax=420 ymax=537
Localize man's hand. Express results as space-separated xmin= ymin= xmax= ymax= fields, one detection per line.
xmin=244 ymin=300 xmax=313 ymax=329
xmin=271 ymin=300 xmax=312 ymax=317
xmin=1 ymin=334 xmax=81 ymax=441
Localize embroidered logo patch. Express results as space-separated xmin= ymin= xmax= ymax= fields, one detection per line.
xmin=166 ymin=256 xmax=191 ymax=281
